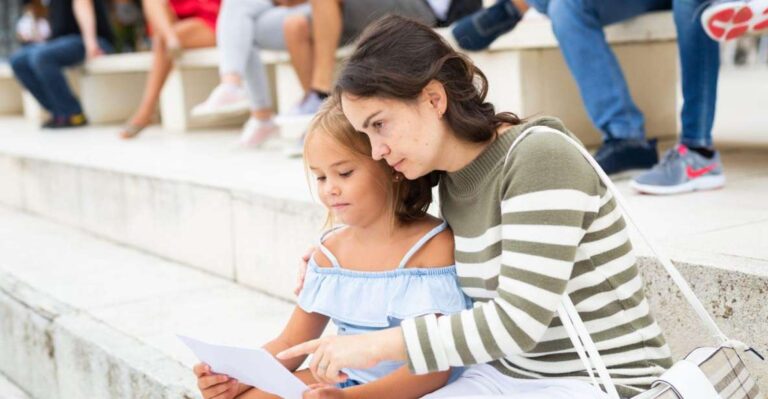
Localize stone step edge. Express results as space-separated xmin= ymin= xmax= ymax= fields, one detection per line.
xmin=0 ymin=270 xmax=201 ymax=399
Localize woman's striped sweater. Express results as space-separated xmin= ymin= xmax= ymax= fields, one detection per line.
xmin=400 ymin=117 xmax=672 ymax=397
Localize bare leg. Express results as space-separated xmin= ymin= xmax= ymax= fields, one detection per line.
xmin=307 ymin=0 xmax=342 ymax=92
xmin=283 ymin=14 xmax=313 ymax=93
xmin=122 ymin=17 xmax=216 ymax=138
xmin=141 ymin=0 xmax=180 ymax=48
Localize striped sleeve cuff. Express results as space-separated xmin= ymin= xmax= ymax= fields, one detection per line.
xmin=401 ymin=314 xmax=450 ymax=374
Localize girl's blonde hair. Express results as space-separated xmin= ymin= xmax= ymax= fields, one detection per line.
xmin=303 ymin=97 xmax=435 ymax=228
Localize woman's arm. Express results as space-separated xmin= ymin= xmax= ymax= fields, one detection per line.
xmin=72 ymin=0 xmax=102 ymax=59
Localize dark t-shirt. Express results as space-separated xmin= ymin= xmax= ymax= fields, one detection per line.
xmin=48 ymin=0 xmax=114 ymax=43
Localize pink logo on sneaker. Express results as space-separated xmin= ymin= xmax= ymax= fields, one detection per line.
xmin=686 ymin=164 xmax=718 ymax=179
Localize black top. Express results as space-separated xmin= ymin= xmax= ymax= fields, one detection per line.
xmin=48 ymin=0 xmax=114 ymax=43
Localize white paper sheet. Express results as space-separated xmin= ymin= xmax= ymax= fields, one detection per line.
xmin=178 ymin=335 xmax=308 ymax=399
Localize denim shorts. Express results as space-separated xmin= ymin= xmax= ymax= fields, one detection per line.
xmin=336 ymin=379 xmax=363 ymax=389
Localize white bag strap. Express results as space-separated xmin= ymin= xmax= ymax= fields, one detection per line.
xmin=503 ymin=126 xmax=739 ymax=397
xmin=504 ymin=126 xmax=730 ymax=343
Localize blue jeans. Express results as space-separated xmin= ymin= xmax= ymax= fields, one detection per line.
xmin=527 ymin=0 xmax=719 ymax=148
xmin=9 ymin=34 xmax=113 ymax=117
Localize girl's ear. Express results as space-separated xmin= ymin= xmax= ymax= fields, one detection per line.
xmin=422 ymin=80 xmax=448 ymax=118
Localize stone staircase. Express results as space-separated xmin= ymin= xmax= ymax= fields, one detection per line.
xmin=0 ymin=117 xmax=766 ymax=397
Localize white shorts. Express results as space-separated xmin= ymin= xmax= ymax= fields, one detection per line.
xmin=422 ymin=364 xmax=608 ymax=399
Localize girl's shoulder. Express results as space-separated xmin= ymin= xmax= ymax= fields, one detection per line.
xmin=402 ymin=217 xmax=455 ymax=269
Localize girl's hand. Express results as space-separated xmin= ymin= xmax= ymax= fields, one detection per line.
xmin=294 ymin=246 xmax=316 ymax=296
xmin=193 ymin=363 xmax=240 ymax=399
xmin=303 ymin=384 xmax=346 ymax=399
xmin=277 ymin=329 xmax=406 ymax=385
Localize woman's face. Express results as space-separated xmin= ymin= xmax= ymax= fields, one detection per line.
xmin=341 ymin=89 xmax=446 ymax=180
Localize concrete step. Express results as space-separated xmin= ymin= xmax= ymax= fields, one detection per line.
xmin=0 ymin=117 xmax=325 ymax=300
xmin=0 ymin=206 xmax=294 ymax=399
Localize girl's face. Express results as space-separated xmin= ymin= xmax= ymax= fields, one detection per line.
xmin=306 ymin=132 xmax=392 ymax=227
xmin=341 ymin=86 xmax=447 ymax=180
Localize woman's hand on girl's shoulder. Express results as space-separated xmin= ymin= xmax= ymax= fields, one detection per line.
xmin=294 ymin=246 xmax=317 ymax=296
xmin=303 ymin=384 xmax=346 ymax=399
xmin=193 ymin=363 xmax=242 ymax=399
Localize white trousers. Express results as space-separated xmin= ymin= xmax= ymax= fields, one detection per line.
xmin=422 ymin=364 xmax=608 ymax=399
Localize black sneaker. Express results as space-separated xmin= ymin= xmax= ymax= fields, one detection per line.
xmin=41 ymin=113 xmax=88 ymax=129
xmin=594 ymin=138 xmax=658 ymax=176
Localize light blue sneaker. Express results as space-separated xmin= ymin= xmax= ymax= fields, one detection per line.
xmin=630 ymin=144 xmax=726 ymax=195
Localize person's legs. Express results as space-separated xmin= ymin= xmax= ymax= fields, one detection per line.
xmin=307 ymin=0 xmax=342 ymax=94
xmin=216 ymin=0 xmax=272 ymax=83
xmin=283 ymin=13 xmax=313 ymax=93
xmin=452 ymin=0 xmax=531 ymax=51
xmin=675 ymin=0 xmax=719 ymax=149
xmin=547 ymin=0 xmax=669 ymax=141
xmin=124 ymin=13 xmax=216 ymax=137
xmin=631 ymin=0 xmax=725 ymax=195
xmin=9 ymin=44 xmax=55 ymax=113
xmin=27 ymin=34 xmax=90 ymax=117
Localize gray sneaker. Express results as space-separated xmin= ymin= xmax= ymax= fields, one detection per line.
xmin=630 ymin=144 xmax=726 ymax=195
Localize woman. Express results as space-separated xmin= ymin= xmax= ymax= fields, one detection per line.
xmin=279 ymin=15 xmax=672 ymax=398
xmin=120 ymin=0 xmax=220 ymax=139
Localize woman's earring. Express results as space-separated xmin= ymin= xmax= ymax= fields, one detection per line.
xmin=393 ymin=173 xmax=403 ymax=182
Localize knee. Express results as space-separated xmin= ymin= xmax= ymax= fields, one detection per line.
xmin=283 ymin=14 xmax=311 ymax=43
xmin=9 ymin=50 xmax=30 ymax=73
xmin=27 ymin=50 xmax=53 ymax=74
xmin=547 ymin=0 xmax=591 ymax=36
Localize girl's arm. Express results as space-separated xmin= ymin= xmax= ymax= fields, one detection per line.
xmin=264 ymin=307 xmax=330 ymax=371
xmin=342 ymin=366 xmax=450 ymax=399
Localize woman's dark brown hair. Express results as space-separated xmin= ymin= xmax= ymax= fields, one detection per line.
xmin=335 ymin=14 xmax=522 ymax=143
xmin=304 ymin=97 xmax=434 ymax=227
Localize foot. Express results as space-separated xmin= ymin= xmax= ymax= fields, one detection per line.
xmin=594 ymin=138 xmax=658 ymax=176
xmin=42 ymin=113 xmax=88 ymax=129
xmin=278 ymin=91 xmax=324 ymax=121
xmin=701 ymin=0 xmax=768 ymax=42
xmin=119 ymin=123 xmax=148 ymax=140
xmin=239 ymin=117 xmax=279 ymax=147
xmin=451 ymin=0 xmax=523 ymax=51
xmin=192 ymin=83 xmax=251 ymax=118
xmin=631 ymin=144 xmax=725 ymax=195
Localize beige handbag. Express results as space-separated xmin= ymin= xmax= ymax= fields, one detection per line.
xmin=506 ymin=127 xmax=764 ymax=399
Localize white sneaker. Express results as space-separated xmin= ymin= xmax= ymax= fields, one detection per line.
xmin=239 ymin=117 xmax=279 ymax=148
xmin=192 ymin=84 xmax=250 ymax=118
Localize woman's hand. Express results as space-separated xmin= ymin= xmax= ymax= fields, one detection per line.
xmin=303 ymin=384 xmax=346 ymax=399
xmin=193 ymin=363 xmax=241 ymax=399
xmin=277 ymin=328 xmax=406 ymax=385
xmin=294 ymin=246 xmax=316 ymax=296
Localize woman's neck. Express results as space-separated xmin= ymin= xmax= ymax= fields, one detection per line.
xmin=437 ymin=130 xmax=495 ymax=173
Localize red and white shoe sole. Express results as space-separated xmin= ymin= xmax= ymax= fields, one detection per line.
xmin=702 ymin=0 xmax=768 ymax=42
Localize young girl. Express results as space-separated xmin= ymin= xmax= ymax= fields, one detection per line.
xmin=193 ymin=99 xmax=470 ymax=399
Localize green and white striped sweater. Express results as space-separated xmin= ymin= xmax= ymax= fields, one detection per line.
xmin=400 ymin=117 xmax=672 ymax=397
